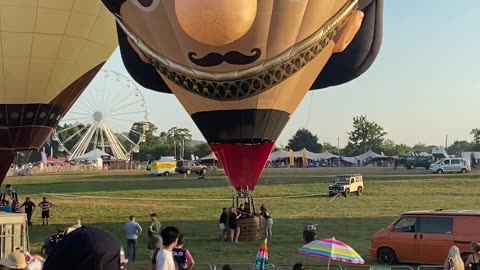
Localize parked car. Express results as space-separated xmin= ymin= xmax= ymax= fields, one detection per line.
xmin=176 ymin=160 xmax=207 ymax=175
xmin=404 ymin=156 xmax=433 ymax=169
xmin=369 ymin=209 xmax=480 ymax=265
xmin=429 ymin=158 xmax=471 ymax=174
xmin=328 ymin=175 xmax=364 ymax=197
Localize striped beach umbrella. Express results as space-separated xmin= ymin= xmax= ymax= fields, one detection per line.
xmin=298 ymin=237 xmax=364 ymax=269
xmin=253 ymin=239 xmax=270 ymax=270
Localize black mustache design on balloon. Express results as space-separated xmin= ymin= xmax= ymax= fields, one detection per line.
xmin=188 ymin=48 xmax=262 ymax=67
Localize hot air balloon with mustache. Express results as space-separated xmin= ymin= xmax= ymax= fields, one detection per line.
xmin=0 ymin=1 xmax=118 ymax=183
xmin=101 ymin=0 xmax=383 ymax=206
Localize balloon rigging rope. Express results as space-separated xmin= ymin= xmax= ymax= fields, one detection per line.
xmin=42 ymin=191 xmax=328 ymax=201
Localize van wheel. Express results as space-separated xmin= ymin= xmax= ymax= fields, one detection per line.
xmin=164 ymin=171 xmax=170 ymax=177
xmin=343 ymin=189 xmax=350 ymax=197
xmin=378 ymin=247 xmax=397 ymax=265
xmin=437 ymin=169 xmax=444 ymax=174
xmin=186 ymin=169 xmax=192 ymax=175
xmin=357 ymin=187 xmax=363 ymax=196
xmin=461 ymin=168 xmax=467 ymax=174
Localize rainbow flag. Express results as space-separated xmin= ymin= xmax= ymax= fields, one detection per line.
xmin=253 ymin=239 xmax=270 ymax=270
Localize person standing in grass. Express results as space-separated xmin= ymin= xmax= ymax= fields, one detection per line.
xmin=218 ymin=208 xmax=227 ymax=240
xmin=125 ymin=215 xmax=143 ymax=263
xmin=156 ymin=226 xmax=180 ymax=270
xmin=20 ymin=197 xmax=35 ymax=225
xmin=173 ymin=234 xmax=195 ymax=270
xmin=39 ymin=197 xmax=53 ymax=226
xmin=260 ymin=204 xmax=273 ymax=240
xmin=148 ymin=213 xmax=162 ymax=260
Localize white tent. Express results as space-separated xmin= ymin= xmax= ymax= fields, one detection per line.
xmin=72 ymin=149 xmax=112 ymax=161
xmin=316 ymin=151 xmax=338 ymax=160
xmin=418 ymin=152 xmax=433 ymax=157
xmin=270 ymin=149 xmax=290 ymax=160
xmin=355 ymin=150 xmax=382 ymax=162
xmin=293 ymin=148 xmax=318 ymax=159
xmin=339 ymin=156 xmax=358 ymax=164
xmin=200 ymin=152 xmax=218 ymax=160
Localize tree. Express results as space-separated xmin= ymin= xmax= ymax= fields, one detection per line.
xmin=286 ymin=128 xmax=322 ymax=152
xmin=347 ymin=115 xmax=387 ymax=155
xmin=380 ymin=140 xmax=411 ymax=156
xmin=447 ymin=140 xmax=476 ymax=155
xmin=166 ymin=127 xmax=192 ymax=146
xmin=471 ymin=129 xmax=480 ymax=144
xmin=322 ymin=143 xmax=339 ymax=154
xmin=192 ymin=143 xmax=212 ymax=158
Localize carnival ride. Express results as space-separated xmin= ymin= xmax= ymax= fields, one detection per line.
xmin=52 ymin=70 xmax=149 ymax=161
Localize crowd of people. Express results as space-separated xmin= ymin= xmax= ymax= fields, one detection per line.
xmin=0 ymin=184 xmax=54 ymax=226
xmin=218 ymin=203 xmax=273 ymax=243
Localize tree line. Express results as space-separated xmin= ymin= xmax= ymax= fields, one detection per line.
xmin=44 ymin=115 xmax=480 ymax=162
xmin=284 ymin=115 xmax=480 ymax=157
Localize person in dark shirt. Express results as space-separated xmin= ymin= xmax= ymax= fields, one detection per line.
xmin=21 ymin=197 xmax=35 ymax=225
xmin=228 ymin=207 xmax=241 ymax=243
xmin=218 ymin=208 xmax=227 ymax=240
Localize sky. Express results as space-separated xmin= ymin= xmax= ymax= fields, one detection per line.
xmin=94 ymin=0 xmax=480 ymax=148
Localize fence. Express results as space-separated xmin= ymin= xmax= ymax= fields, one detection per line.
xmin=129 ymin=263 xmax=442 ymax=270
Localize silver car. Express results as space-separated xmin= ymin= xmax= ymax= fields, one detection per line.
xmin=430 ymin=158 xmax=471 ymax=174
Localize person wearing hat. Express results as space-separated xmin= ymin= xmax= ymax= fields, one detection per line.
xmin=43 ymin=227 xmax=127 ymax=270
xmin=0 ymin=249 xmax=27 ymax=270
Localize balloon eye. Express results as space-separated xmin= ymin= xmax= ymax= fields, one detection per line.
xmin=129 ymin=0 xmax=159 ymax=11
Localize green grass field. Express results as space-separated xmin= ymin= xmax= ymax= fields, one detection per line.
xmin=5 ymin=167 xmax=480 ymax=269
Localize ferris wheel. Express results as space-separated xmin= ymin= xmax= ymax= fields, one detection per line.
xmin=52 ymin=69 xmax=149 ymax=161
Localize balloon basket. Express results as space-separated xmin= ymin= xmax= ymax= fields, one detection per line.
xmin=238 ymin=216 xmax=262 ymax=242
xmin=232 ymin=192 xmax=262 ymax=242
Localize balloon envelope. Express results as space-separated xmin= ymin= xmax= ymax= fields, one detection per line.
xmin=0 ymin=1 xmax=118 ymax=181
xmin=103 ymin=0 xmax=383 ymax=192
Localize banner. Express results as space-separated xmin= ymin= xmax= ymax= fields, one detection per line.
xmin=289 ymin=149 xmax=294 ymax=167
xmin=302 ymin=149 xmax=307 ymax=168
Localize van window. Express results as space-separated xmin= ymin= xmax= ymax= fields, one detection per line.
xmin=451 ymin=159 xmax=460 ymax=165
xmin=442 ymin=160 xmax=450 ymax=165
xmin=419 ymin=217 xmax=453 ymax=234
xmin=394 ymin=217 xmax=417 ymax=233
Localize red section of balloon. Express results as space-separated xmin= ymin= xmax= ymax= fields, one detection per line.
xmin=210 ymin=142 xmax=274 ymax=192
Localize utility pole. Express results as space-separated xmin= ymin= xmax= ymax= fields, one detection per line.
xmin=445 ymin=134 xmax=448 ymax=149
xmin=338 ymin=136 xmax=341 ymax=168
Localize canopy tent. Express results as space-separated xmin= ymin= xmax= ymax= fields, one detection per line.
xmin=418 ymin=152 xmax=433 ymax=157
xmin=316 ymin=151 xmax=338 ymax=160
xmin=355 ymin=150 xmax=382 ymax=162
xmin=200 ymin=152 xmax=218 ymax=161
xmin=270 ymin=149 xmax=290 ymax=160
xmin=293 ymin=148 xmax=317 ymax=159
xmin=339 ymin=156 xmax=358 ymax=164
xmin=71 ymin=149 xmax=112 ymax=161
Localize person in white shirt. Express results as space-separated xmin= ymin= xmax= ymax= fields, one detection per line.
xmin=156 ymin=226 xmax=180 ymax=270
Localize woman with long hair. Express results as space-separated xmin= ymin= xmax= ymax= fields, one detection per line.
xmin=465 ymin=242 xmax=480 ymax=270
xmin=444 ymin=246 xmax=464 ymax=270
xmin=260 ymin=204 xmax=273 ymax=240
